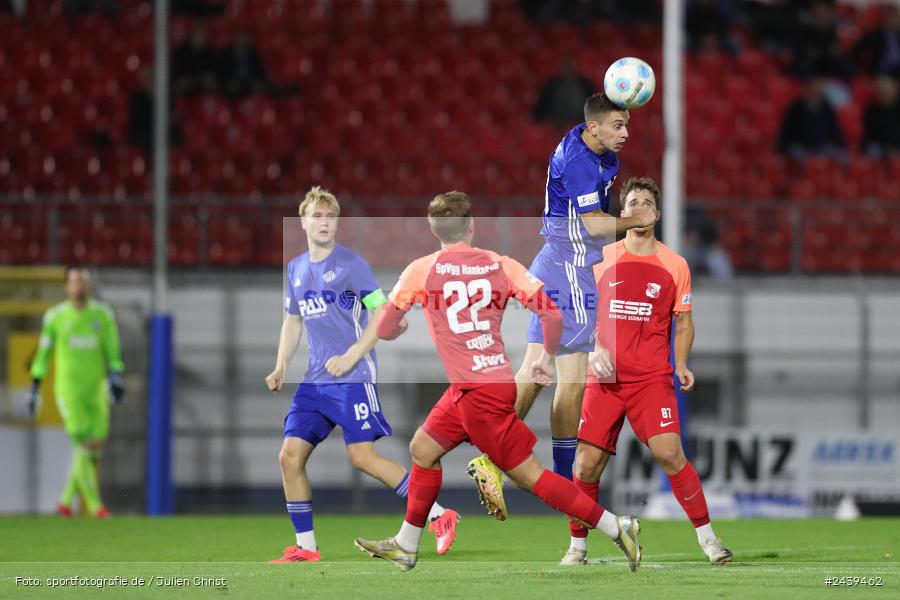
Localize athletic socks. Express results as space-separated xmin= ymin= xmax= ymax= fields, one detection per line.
xmin=395 ymin=470 xmax=446 ymax=521
xmin=404 ymin=464 xmax=442 ymax=529
xmin=287 ymin=500 xmax=317 ymax=551
xmin=667 ymin=462 xmax=711 ymax=528
xmin=552 ymin=437 xmax=578 ymax=480
xmin=695 ymin=523 xmax=717 ymax=546
xmin=76 ymin=449 xmax=102 ymax=514
xmin=568 ymin=476 xmax=599 ymax=540
xmin=531 ymin=470 xmax=609 ymax=534
xmin=595 ymin=510 xmax=619 ymax=539
xmin=395 ymin=521 xmax=423 ymax=553
xmin=59 ymin=448 xmax=80 ymax=507
xmin=393 ymin=472 xmax=410 ymax=497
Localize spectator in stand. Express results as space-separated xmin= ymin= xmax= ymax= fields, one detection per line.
xmin=127 ymin=68 xmax=183 ymax=156
xmin=532 ymin=57 xmax=597 ymax=129
xmin=682 ymin=225 xmax=733 ymax=282
xmin=777 ymin=77 xmax=847 ymax=162
xmin=853 ymin=5 xmax=900 ymax=77
xmin=63 ymin=0 xmax=118 ymax=17
xmin=685 ymin=0 xmax=739 ymax=54
xmin=862 ymin=76 xmax=900 ymax=158
xmin=746 ymin=0 xmax=800 ymax=53
xmin=219 ymin=27 xmax=271 ymax=97
xmin=791 ymin=0 xmax=853 ymax=80
xmin=520 ymin=0 xmax=660 ymax=25
xmin=173 ymin=23 xmax=220 ymax=96
xmin=173 ymin=0 xmax=225 ymax=17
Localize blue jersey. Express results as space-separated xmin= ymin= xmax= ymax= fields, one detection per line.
xmin=284 ymin=244 xmax=384 ymax=384
xmin=540 ymin=122 xmax=620 ymax=267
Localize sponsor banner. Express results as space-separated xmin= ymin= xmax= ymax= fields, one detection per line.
xmin=611 ymin=426 xmax=900 ymax=517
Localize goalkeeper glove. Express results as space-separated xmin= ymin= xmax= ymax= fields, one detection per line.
xmin=28 ymin=379 xmax=41 ymax=418
xmin=108 ymin=372 xmax=125 ymax=404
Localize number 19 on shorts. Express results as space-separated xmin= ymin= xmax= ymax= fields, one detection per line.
xmin=353 ymin=403 xmax=370 ymax=421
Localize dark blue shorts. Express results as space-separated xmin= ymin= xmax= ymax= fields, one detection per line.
xmin=526 ymin=247 xmax=597 ymax=354
xmin=283 ymin=383 xmax=392 ymax=446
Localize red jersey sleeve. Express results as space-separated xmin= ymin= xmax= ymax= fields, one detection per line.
xmin=387 ymin=256 xmax=431 ymax=310
xmin=659 ymin=247 xmax=692 ymax=314
xmin=500 ymin=255 xmax=544 ymax=303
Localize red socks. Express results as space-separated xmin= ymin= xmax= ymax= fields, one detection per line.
xmin=532 ymin=470 xmax=603 ymax=528
xmin=667 ymin=462 xmax=710 ymax=527
xmin=404 ymin=464 xmax=442 ymax=528
xmin=568 ymin=477 xmax=599 ymax=538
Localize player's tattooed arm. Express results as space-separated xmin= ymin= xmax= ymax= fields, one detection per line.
xmin=325 ymin=304 xmax=385 ymax=377
xmin=266 ymin=315 xmax=303 ymax=392
xmin=579 ymin=208 xmax=658 ymax=238
xmin=673 ymin=311 xmax=695 ymax=392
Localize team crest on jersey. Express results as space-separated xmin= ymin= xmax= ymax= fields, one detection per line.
xmin=92 ymin=320 xmax=101 ymax=331
xmin=646 ymin=282 xmax=661 ymax=299
xmin=323 ymin=270 xmax=336 ymax=283
xmin=293 ymin=277 xmax=302 ymax=288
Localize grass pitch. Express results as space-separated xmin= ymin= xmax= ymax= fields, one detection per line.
xmin=0 ymin=515 xmax=897 ymax=599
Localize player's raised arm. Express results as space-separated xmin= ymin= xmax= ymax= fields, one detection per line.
xmin=580 ymin=207 xmax=658 ymax=238
xmin=560 ymin=155 xmax=656 ymax=237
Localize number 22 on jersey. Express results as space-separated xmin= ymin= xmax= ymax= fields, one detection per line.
xmin=443 ymin=278 xmax=491 ymax=334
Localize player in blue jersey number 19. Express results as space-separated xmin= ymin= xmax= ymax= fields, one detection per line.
xmin=266 ymin=187 xmax=459 ymax=562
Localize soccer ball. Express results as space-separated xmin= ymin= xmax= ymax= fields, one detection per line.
xmin=603 ymin=57 xmax=656 ymax=109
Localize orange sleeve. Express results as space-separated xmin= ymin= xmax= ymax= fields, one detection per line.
xmin=388 ymin=255 xmax=431 ymax=310
xmin=660 ymin=250 xmax=692 ymax=313
xmin=501 ymin=255 xmax=544 ymax=302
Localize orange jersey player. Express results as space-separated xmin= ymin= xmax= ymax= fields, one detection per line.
xmin=353 ymin=191 xmax=644 ymax=573
xmin=562 ymin=177 xmax=733 ymax=567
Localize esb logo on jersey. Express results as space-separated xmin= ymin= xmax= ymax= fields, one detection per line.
xmin=609 ymin=299 xmax=653 ymax=316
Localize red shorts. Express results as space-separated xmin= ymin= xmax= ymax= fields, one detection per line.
xmin=578 ymin=374 xmax=680 ymax=453
xmin=422 ymin=382 xmax=537 ymax=472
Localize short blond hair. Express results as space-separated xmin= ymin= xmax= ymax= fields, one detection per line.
xmin=298 ymin=186 xmax=340 ymax=217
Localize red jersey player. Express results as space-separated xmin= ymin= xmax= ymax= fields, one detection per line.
xmin=563 ymin=178 xmax=732 ymax=566
xmin=353 ymin=191 xmax=643 ymax=572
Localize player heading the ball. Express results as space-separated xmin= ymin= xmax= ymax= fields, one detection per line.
xmin=513 ymin=92 xmax=658 ymax=488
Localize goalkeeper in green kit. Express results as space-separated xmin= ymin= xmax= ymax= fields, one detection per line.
xmin=29 ymin=267 xmax=125 ymax=518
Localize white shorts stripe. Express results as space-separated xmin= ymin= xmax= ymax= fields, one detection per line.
xmin=565 ymin=261 xmax=587 ymax=325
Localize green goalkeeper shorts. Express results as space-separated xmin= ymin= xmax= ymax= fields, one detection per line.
xmin=55 ymin=388 xmax=110 ymax=444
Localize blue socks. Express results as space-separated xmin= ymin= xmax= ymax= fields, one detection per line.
xmin=394 ymin=472 xmax=410 ymax=498
xmin=552 ymin=437 xmax=578 ymax=480
xmin=287 ymin=500 xmax=313 ymax=534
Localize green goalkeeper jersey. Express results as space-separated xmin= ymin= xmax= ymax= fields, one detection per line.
xmin=30 ymin=299 xmax=124 ymax=401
